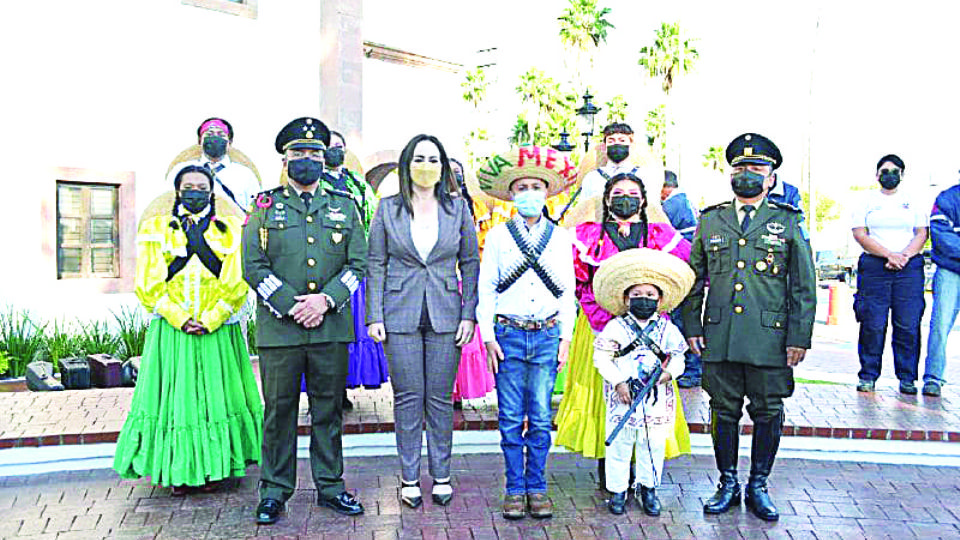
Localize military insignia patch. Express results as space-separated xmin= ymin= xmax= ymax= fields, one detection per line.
xmin=766 ymin=222 xmax=786 ymax=234
xmin=709 ymin=235 xmax=724 ymax=245
xmin=326 ymin=207 xmax=346 ymax=222
xmin=332 ymin=232 xmax=343 ymax=244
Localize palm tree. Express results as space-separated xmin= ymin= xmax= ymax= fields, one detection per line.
xmin=558 ymin=0 xmax=615 ymax=91
xmin=702 ymin=145 xmax=725 ymax=174
xmin=603 ymin=95 xmax=628 ymax=124
xmin=461 ymin=67 xmax=488 ymax=109
xmin=515 ymin=69 xmax=579 ymax=147
xmin=638 ymin=22 xmax=699 ymax=95
xmin=645 ymin=105 xmax=672 ymax=166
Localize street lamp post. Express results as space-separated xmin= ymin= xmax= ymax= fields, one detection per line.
xmin=552 ymin=132 xmax=575 ymax=153
xmin=575 ymin=91 xmax=601 ymax=152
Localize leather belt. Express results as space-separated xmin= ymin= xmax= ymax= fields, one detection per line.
xmin=496 ymin=314 xmax=559 ymax=331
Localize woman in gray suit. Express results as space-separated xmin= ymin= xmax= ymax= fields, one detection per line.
xmin=366 ymin=134 xmax=481 ymax=508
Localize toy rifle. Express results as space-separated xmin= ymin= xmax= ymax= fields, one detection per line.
xmin=604 ymin=317 xmax=671 ymax=447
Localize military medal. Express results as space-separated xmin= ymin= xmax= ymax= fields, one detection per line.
xmin=259 ymin=227 xmax=268 ymax=251
xmin=332 ymin=232 xmax=343 ymax=244
xmin=765 ymin=253 xmax=775 ymax=264
xmin=756 ymin=260 xmax=768 ymax=271
xmin=766 ymin=222 xmax=786 ymax=235
xmin=772 ymin=265 xmax=780 ymax=275
xmin=326 ymin=206 xmax=346 ymax=222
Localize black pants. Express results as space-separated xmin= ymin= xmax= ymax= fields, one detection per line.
xmin=258 ymin=342 xmax=349 ymax=501
xmin=703 ymin=361 xmax=794 ymax=424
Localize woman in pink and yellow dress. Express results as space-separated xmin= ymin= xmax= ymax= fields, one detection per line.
xmin=554 ymin=171 xmax=691 ymax=487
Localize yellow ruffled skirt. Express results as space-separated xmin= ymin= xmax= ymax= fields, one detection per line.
xmin=555 ymin=311 xmax=690 ymax=459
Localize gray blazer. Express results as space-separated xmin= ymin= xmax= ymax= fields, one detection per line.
xmin=366 ymin=194 xmax=480 ymax=334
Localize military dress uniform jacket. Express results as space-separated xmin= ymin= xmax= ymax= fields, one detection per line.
xmin=242 ymin=186 xmax=367 ymax=347
xmin=681 ymin=199 xmax=816 ymax=367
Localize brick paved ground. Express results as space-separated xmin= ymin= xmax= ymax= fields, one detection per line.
xmin=2 ymin=453 xmax=960 ymax=539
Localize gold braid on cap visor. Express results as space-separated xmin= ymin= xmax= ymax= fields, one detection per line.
xmin=282 ymin=139 xmax=326 ymax=152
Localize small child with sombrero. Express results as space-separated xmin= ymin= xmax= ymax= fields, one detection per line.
xmin=591 ymin=248 xmax=695 ymax=516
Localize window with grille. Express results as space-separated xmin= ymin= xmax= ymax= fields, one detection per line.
xmin=56 ymin=182 xmax=120 ymax=279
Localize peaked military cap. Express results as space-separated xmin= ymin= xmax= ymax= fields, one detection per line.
xmin=726 ymin=133 xmax=782 ymax=170
xmin=274 ymin=117 xmax=331 ymax=154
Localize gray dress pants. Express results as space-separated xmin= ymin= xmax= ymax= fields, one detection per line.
xmin=383 ymin=298 xmax=459 ymax=482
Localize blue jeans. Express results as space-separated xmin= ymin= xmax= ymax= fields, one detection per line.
xmin=494 ymin=321 xmax=560 ymax=496
xmin=925 ymin=267 xmax=960 ymax=385
xmin=855 ymin=254 xmax=925 ymax=383
xmin=671 ymin=306 xmax=701 ymax=381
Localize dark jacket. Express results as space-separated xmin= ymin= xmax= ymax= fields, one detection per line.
xmin=931 ymin=184 xmax=960 ymax=275
xmin=662 ymin=192 xmax=699 ymax=241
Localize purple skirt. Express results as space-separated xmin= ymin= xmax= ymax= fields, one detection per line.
xmin=301 ymin=279 xmax=389 ymax=392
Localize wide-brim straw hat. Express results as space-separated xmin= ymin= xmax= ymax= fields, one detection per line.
xmin=166 ymin=144 xmax=263 ymax=187
xmin=476 ymin=145 xmax=577 ymax=201
xmin=593 ymin=248 xmax=695 ymax=316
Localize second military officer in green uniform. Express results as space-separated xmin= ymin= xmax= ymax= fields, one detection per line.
xmin=243 ymin=117 xmax=367 ymax=524
xmin=682 ymin=133 xmax=816 ymax=522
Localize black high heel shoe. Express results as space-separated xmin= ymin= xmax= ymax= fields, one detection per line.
xmin=400 ymin=480 xmax=422 ymax=509
xmin=432 ymin=478 xmax=453 ymax=506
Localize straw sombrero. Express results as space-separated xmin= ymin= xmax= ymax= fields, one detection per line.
xmin=166 ymin=144 xmax=263 ymax=187
xmin=476 ymin=145 xmax=577 ymax=201
xmin=593 ymin=248 xmax=695 ymax=316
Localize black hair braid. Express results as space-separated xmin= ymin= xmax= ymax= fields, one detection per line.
xmin=602 ymin=173 xmax=649 ymax=247
xmin=209 ymin=192 xmax=227 ymax=232
xmin=170 ymin=194 xmax=182 ymax=230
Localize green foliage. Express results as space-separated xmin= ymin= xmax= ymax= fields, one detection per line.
xmin=603 ymin=95 xmax=628 ymax=124
xmin=702 ymin=145 xmax=726 ymax=174
xmin=800 ymin=190 xmax=842 ymax=232
xmin=112 ymin=306 xmax=148 ymax=360
xmin=558 ymin=0 xmax=615 ymax=49
xmin=514 ymin=69 xmax=579 ymax=147
xmin=75 ymin=320 xmax=121 ymax=358
xmin=0 ymin=307 xmax=47 ymax=378
xmin=44 ymin=319 xmax=84 ymax=364
xmin=645 ymin=105 xmax=672 ymax=165
xmin=0 ymin=351 xmax=10 ymax=376
xmin=461 ymin=67 xmax=488 ymax=109
xmin=638 ymin=22 xmax=699 ymax=94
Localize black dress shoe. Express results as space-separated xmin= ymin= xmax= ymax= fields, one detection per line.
xmin=319 ymin=491 xmax=364 ymax=515
xmin=607 ymin=491 xmax=627 ymax=515
xmin=745 ymin=481 xmax=779 ymax=521
xmin=255 ymin=498 xmax=284 ymax=525
xmin=637 ymin=485 xmax=661 ymax=516
xmin=431 ymin=479 xmax=453 ymax=506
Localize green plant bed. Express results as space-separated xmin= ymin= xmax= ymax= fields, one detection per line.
xmin=794 ymin=377 xmax=845 ymax=385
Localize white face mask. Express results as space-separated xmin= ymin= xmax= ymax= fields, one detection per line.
xmin=410 ymin=163 xmax=441 ymax=188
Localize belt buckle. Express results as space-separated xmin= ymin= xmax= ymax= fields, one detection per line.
xmin=524 ymin=320 xmax=540 ymax=331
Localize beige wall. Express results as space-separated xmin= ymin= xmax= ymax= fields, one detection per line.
xmin=0 ymin=0 xmax=334 ymax=320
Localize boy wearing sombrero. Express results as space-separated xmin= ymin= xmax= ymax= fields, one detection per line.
xmin=476 ymin=146 xmax=577 ymax=520
xmin=591 ymin=248 xmax=695 ymax=516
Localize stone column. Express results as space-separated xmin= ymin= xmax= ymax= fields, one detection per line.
xmin=320 ymin=0 xmax=363 ymax=149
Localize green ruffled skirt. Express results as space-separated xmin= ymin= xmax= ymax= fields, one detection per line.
xmin=113 ymin=319 xmax=263 ymax=487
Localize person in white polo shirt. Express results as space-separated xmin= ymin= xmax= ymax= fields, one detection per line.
xmin=851 ymin=154 xmax=929 ymax=394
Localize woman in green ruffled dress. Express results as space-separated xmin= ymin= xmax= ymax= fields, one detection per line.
xmin=113 ymin=163 xmax=262 ymax=495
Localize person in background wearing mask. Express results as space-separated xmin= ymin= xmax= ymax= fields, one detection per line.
xmin=114 ymin=162 xmax=263 ymax=496
xmin=475 ymin=145 xmax=577 ymax=520
xmin=365 ymin=134 xmax=480 ymax=509
xmin=577 ymin=122 xmax=640 ymax=201
xmin=924 ymin=174 xmax=960 ymax=397
xmin=243 ymin=118 xmax=368 ymax=524
xmin=683 ymin=133 xmax=816 ymax=522
xmin=195 ymin=117 xmax=261 ymax=212
xmin=660 ymin=170 xmax=702 ymax=388
xmin=555 ymin=171 xmax=691 ymax=492
xmin=851 ymin=154 xmax=929 ymax=394
xmin=320 ymin=130 xmax=386 ymax=408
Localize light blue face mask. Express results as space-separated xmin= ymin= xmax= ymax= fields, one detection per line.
xmin=514 ymin=189 xmax=547 ymax=217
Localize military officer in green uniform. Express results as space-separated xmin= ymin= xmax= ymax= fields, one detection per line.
xmin=682 ymin=133 xmax=816 ymax=522
xmin=243 ymin=117 xmax=367 ymax=524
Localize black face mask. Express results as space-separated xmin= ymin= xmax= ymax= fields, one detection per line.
xmin=202 ymin=136 xmax=228 ymax=159
xmin=629 ymin=296 xmax=659 ymax=320
xmin=324 ymin=147 xmax=345 ymax=168
xmin=609 ymin=195 xmax=642 ymax=219
xmin=878 ymin=170 xmax=901 ymax=190
xmin=288 ymin=158 xmax=323 ymax=186
xmin=731 ymin=170 xmax=766 ymax=198
xmin=180 ymin=190 xmax=211 ymax=214
xmin=606 ymin=144 xmax=629 ymax=163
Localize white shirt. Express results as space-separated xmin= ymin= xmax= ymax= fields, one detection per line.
xmin=477 ymin=216 xmax=576 ymax=341
xmin=410 ymin=208 xmax=439 ymax=262
xmin=579 ymin=162 xmax=641 ymax=200
xmin=593 ymin=314 xmax=687 ymax=429
xmin=734 ymin=198 xmax=761 ymax=226
xmin=203 ymin=156 xmax=261 ymax=213
xmin=850 ymin=190 xmax=929 ymax=252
